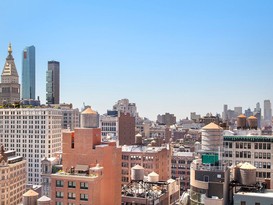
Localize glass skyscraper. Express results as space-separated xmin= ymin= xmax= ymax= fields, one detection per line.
xmin=22 ymin=46 xmax=35 ymax=99
xmin=46 ymin=61 xmax=60 ymax=104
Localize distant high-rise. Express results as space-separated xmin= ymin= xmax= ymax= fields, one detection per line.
xmin=22 ymin=45 xmax=35 ymax=99
xmin=157 ymin=112 xmax=176 ymax=125
xmin=46 ymin=61 xmax=60 ymax=104
xmin=0 ymin=43 xmax=20 ymax=104
xmin=222 ymin=104 xmax=228 ymax=121
xmin=234 ymin=106 xmax=242 ymax=115
xmin=254 ymin=102 xmax=262 ymax=128
xmin=264 ymin=100 xmax=272 ymax=126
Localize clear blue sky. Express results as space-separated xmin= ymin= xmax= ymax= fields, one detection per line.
xmin=1 ymin=0 xmax=273 ymax=120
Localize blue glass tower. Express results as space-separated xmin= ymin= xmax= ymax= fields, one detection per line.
xmin=22 ymin=46 xmax=35 ymax=99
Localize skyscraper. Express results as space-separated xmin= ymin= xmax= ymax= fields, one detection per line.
xmin=22 ymin=45 xmax=35 ymax=99
xmin=46 ymin=61 xmax=60 ymax=104
xmin=0 ymin=43 xmax=20 ymax=104
xmin=264 ymin=100 xmax=272 ymax=126
xmin=222 ymin=104 xmax=228 ymax=122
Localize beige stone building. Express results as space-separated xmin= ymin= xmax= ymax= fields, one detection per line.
xmin=121 ymin=145 xmax=171 ymax=186
xmin=0 ymin=145 xmax=27 ymax=205
xmin=0 ymin=43 xmax=20 ymax=104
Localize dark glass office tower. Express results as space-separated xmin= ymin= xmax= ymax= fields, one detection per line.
xmin=22 ymin=45 xmax=35 ymax=99
xmin=46 ymin=61 xmax=60 ymax=104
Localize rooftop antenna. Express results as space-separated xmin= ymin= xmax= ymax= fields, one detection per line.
xmin=82 ymin=102 xmax=85 ymax=111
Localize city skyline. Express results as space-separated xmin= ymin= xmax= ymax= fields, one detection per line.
xmin=1 ymin=1 xmax=273 ymax=120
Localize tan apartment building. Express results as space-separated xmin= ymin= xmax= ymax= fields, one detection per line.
xmin=121 ymin=145 xmax=171 ymax=185
xmin=0 ymin=146 xmax=27 ymax=205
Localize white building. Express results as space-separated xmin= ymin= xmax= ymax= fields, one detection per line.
xmin=99 ymin=114 xmax=118 ymax=140
xmin=223 ymin=135 xmax=273 ymax=188
xmin=113 ymin=98 xmax=138 ymax=117
xmin=0 ymin=108 xmax=62 ymax=184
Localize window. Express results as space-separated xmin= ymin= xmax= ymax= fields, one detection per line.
xmin=56 ymin=180 xmax=64 ymax=187
xmin=241 ymin=202 xmax=246 ymax=205
xmin=255 ymin=203 xmax=260 ymax=205
xmin=56 ymin=191 xmax=64 ymax=198
xmin=68 ymin=181 xmax=76 ymax=188
xmin=55 ymin=202 xmax=63 ymax=205
xmin=68 ymin=192 xmax=76 ymax=200
xmin=267 ymin=143 xmax=271 ymax=150
xmin=80 ymin=194 xmax=88 ymax=201
xmin=80 ymin=182 xmax=88 ymax=189
xmin=203 ymin=175 xmax=209 ymax=182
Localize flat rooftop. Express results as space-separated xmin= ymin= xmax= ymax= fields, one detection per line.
xmin=172 ymin=152 xmax=194 ymax=157
xmin=235 ymin=190 xmax=273 ymax=198
xmin=122 ymin=145 xmax=166 ymax=153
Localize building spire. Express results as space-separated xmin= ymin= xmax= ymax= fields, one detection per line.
xmin=8 ymin=43 xmax=12 ymax=55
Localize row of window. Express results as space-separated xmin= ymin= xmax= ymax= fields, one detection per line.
xmin=171 ymin=160 xmax=192 ymax=164
xmin=224 ymin=142 xmax=272 ymax=150
xmin=56 ymin=192 xmax=88 ymax=201
xmin=224 ymin=151 xmax=272 ymax=160
xmin=56 ymin=180 xmax=88 ymax=189
xmin=122 ymin=155 xmax=155 ymax=161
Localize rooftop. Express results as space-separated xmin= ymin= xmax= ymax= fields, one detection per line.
xmin=82 ymin=107 xmax=97 ymax=115
xmin=37 ymin=195 xmax=51 ymax=202
xmin=224 ymin=135 xmax=273 ymax=142
xmin=23 ymin=189 xmax=38 ymax=197
xmin=122 ymin=145 xmax=166 ymax=153
xmin=235 ymin=189 xmax=273 ymax=198
xmin=52 ymin=171 xmax=100 ymax=180
xmin=202 ymin=122 xmax=223 ymax=130
xmin=172 ymin=151 xmax=194 ymax=157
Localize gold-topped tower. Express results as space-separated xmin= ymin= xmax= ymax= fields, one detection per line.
xmin=0 ymin=43 xmax=20 ymax=104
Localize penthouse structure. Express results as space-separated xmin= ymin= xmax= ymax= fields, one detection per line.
xmin=0 ymin=145 xmax=27 ymax=205
xmin=0 ymin=108 xmax=62 ymax=184
xmin=121 ymin=144 xmax=171 ymax=186
xmin=51 ymin=112 xmax=121 ymax=205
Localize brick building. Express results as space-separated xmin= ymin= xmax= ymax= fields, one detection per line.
xmin=51 ymin=127 xmax=121 ymax=205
